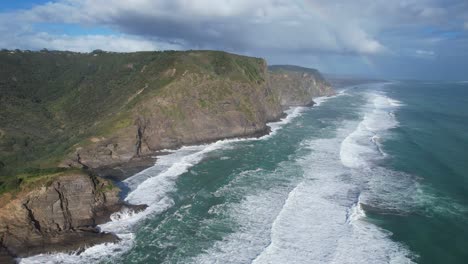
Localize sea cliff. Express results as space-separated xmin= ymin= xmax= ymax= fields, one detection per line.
xmin=0 ymin=171 xmax=146 ymax=262
xmin=269 ymin=65 xmax=334 ymax=107
xmin=0 ymin=50 xmax=334 ymax=260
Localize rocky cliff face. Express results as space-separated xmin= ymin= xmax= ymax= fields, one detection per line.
xmin=60 ymin=54 xmax=284 ymax=171
xmin=0 ymin=50 xmax=282 ymax=182
xmin=268 ymin=65 xmax=335 ymax=107
xmin=0 ymin=172 xmax=144 ymax=259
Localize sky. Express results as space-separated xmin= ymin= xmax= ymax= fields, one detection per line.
xmin=1 ymin=0 xmax=468 ymax=80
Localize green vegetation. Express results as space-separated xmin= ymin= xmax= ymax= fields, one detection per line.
xmin=0 ymin=167 xmax=83 ymax=195
xmin=269 ymin=65 xmax=327 ymax=83
xmin=0 ymin=49 xmax=267 ymax=194
xmin=0 ymin=50 xmax=173 ymax=180
xmin=95 ymin=180 xmax=117 ymax=194
xmin=181 ymin=51 xmax=265 ymax=82
xmin=269 ymin=64 xmax=319 ymax=74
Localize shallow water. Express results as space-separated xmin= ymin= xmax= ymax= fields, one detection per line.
xmin=21 ymin=81 xmax=468 ymax=264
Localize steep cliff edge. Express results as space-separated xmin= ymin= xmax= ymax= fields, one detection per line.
xmin=268 ymin=65 xmax=335 ymax=107
xmin=61 ymin=53 xmax=283 ymax=171
xmin=63 ymin=63 xmax=334 ymax=172
xmin=0 ymin=171 xmax=145 ymax=259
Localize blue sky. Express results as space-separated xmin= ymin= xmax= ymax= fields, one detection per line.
xmin=1 ymin=0 xmax=468 ymax=80
xmin=0 ymin=0 xmax=49 ymax=11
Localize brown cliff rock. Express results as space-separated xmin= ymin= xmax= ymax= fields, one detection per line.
xmin=0 ymin=172 xmax=144 ymax=259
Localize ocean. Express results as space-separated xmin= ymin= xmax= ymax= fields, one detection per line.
xmin=21 ymin=81 xmax=468 ymax=264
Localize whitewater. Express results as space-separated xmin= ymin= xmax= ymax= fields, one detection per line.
xmin=21 ymin=83 xmax=419 ymax=264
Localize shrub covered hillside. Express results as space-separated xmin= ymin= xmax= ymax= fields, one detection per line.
xmin=0 ymin=50 xmax=284 ymax=192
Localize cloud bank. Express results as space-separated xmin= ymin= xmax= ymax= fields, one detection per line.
xmin=1 ymin=0 xmax=468 ymax=79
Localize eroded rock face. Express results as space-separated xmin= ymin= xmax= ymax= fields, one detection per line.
xmin=64 ymin=61 xmax=285 ymax=171
xmin=0 ymin=173 xmax=142 ymax=258
xmin=268 ymin=65 xmax=335 ymax=107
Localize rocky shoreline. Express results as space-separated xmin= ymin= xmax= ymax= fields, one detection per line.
xmin=0 ymin=111 xmax=287 ymax=263
xmin=0 ymin=172 xmax=147 ymax=262
xmin=94 ymin=121 xmax=278 ymax=181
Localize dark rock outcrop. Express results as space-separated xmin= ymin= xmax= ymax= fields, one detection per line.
xmin=0 ymin=172 xmax=145 ymax=259
xmin=0 ymin=246 xmax=15 ymax=264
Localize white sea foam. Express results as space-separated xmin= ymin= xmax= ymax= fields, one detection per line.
xmin=191 ymin=163 xmax=302 ymax=264
xmin=346 ymin=200 xmax=366 ymax=224
xmin=265 ymin=92 xmax=344 ymax=139
xmin=253 ymin=117 xmax=414 ymax=264
xmin=314 ymin=89 xmax=348 ymax=106
xmin=19 ymin=233 xmax=136 ymax=264
xmin=257 ymin=137 xmax=412 ymax=263
xmin=262 ymin=107 xmax=305 ymax=139
xmin=338 ymin=90 xmax=467 ymax=217
xmin=313 ymin=96 xmax=332 ymax=106
xmin=340 ymin=92 xmax=401 ymax=168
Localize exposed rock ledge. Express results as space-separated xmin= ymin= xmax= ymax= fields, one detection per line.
xmin=0 ymin=172 xmax=146 ymax=261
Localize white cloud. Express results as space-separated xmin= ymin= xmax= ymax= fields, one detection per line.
xmin=0 ymin=0 xmax=467 ymax=57
xmin=0 ymin=32 xmax=184 ymax=52
xmin=0 ymin=0 xmax=388 ymax=54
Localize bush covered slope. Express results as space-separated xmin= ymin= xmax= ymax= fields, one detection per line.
xmin=0 ymin=51 xmax=334 ymax=194
xmin=0 ymin=50 xmax=282 ymax=189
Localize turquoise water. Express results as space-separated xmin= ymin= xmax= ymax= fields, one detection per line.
xmin=22 ymin=81 xmax=468 ymax=264
xmin=372 ymin=81 xmax=468 ymax=264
